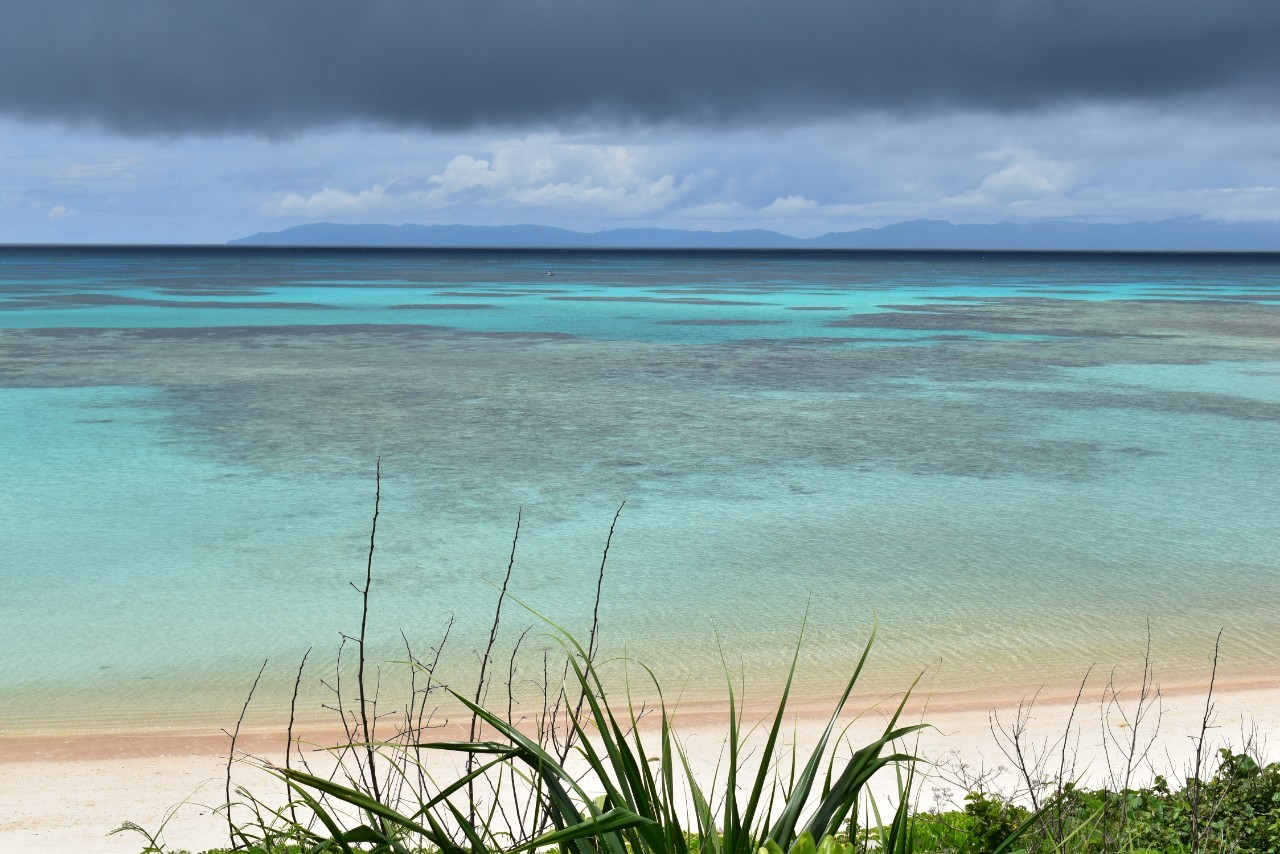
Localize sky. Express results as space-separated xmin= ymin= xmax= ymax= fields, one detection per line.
xmin=2 ymin=0 xmax=1279 ymax=243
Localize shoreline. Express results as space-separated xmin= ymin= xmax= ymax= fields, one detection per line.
xmin=5 ymin=666 xmax=1275 ymax=762
xmin=5 ymin=674 xmax=1278 ymax=853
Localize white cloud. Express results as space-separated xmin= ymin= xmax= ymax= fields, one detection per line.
xmin=271 ymin=184 xmax=394 ymax=217
xmin=978 ymin=159 xmax=1072 ymax=199
xmin=428 ymin=141 xmax=690 ymax=214
xmin=433 ymin=155 xmax=505 ymax=193
xmin=938 ymin=148 xmax=1075 ymax=211
xmin=47 ymin=205 xmax=72 ymax=219
xmin=1197 ymin=187 xmax=1280 ymax=223
xmin=760 ymin=195 xmax=820 ymax=215
xmin=267 ymin=137 xmax=696 ymax=221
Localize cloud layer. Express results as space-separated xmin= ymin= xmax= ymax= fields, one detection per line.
xmin=4 ymin=0 xmax=1279 ymax=134
xmin=7 ymin=104 xmax=1279 ymax=244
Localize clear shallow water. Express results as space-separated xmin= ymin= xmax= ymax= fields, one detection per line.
xmin=1 ymin=248 xmax=1278 ymax=733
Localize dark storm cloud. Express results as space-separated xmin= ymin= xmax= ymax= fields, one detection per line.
xmin=3 ymin=0 xmax=1278 ymax=134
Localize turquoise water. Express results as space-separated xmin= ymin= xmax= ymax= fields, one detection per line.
xmin=1 ymin=248 xmax=1278 ymax=732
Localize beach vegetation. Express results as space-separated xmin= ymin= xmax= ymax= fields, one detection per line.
xmin=145 ymin=746 xmax=1280 ymax=854
xmin=119 ymin=471 xmax=1269 ymax=854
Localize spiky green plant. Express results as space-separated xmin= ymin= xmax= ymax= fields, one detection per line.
xmin=252 ymin=610 xmax=927 ymax=854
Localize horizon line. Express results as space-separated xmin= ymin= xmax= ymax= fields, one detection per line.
xmin=3 ymin=242 xmax=1280 ymax=257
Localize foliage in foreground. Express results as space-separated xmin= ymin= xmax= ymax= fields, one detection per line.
xmin=912 ymin=747 xmax=1280 ymax=853
xmin=116 ymin=475 xmax=1268 ymax=854
xmin=120 ymin=480 xmax=955 ymax=854
xmin=235 ymin=620 xmax=933 ymax=854
xmin=172 ymin=746 xmax=1280 ymax=854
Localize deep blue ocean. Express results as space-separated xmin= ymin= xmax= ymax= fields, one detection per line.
xmin=2 ymin=247 xmax=1278 ymax=732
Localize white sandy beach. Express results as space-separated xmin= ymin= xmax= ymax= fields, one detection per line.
xmin=4 ymin=678 xmax=1277 ymax=854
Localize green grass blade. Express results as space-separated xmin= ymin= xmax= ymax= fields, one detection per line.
xmin=718 ymin=629 xmax=744 ymax=854
xmin=674 ymin=727 xmax=723 ymax=854
xmin=509 ymin=807 xmax=657 ymax=852
xmin=880 ymin=765 xmax=915 ymax=854
xmin=414 ymin=740 xmax=522 ymax=755
xmin=738 ymin=620 xmax=806 ymax=850
xmin=420 ymin=807 xmax=471 ymax=854
xmin=280 ymin=779 xmax=357 ymax=854
xmin=409 ymin=752 xmax=519 ymax=819
xmin=436 ymin=796 xmax=494 ymax=854
xmin=337 ymin=825 xmax=388 ymax=844
xmin=445 ymin=689 xmax=591 ymax=816
xmin=799 ymin=725 xmax=925 ymax=841
xmin=445 ymin=689 xmax=605 ymax=854
xmin=273 ymin=766 xmax=450 ymax=847
xmin=768 ymin=627 xmax=879 ymax=847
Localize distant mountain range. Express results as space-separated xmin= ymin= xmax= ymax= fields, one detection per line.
xmin=230 ymin=218 xmax=1280 ymax=252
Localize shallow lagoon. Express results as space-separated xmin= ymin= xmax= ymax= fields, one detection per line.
xmin=2 ymin=248 xmax=1278 ymax=732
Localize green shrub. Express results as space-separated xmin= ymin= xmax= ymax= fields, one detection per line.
xmin=956 ymin=793 xmax=1029 ymax=854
